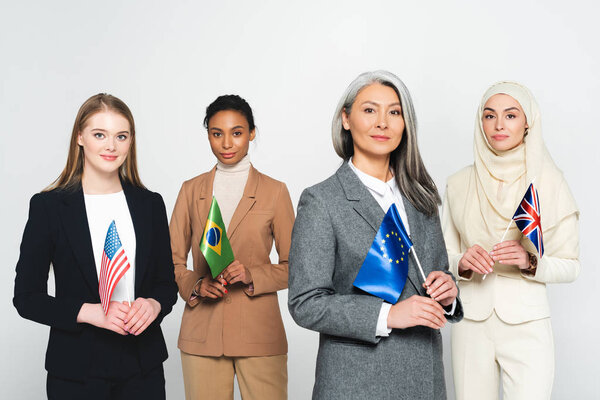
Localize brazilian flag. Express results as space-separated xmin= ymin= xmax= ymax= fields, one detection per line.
xmin=200 ymin=197 xmax=235 ymax=278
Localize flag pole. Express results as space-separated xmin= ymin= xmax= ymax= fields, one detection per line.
xmin=125 ymin=273 xmax=133 ymax=307
xmin=410 ymin=249 xmax=429 ymax=288
xmin=483 ymin=177 xmax=537 ymax=281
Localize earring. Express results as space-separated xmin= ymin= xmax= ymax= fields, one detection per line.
xmin=524 ymin=128 xmax=529 ymax=137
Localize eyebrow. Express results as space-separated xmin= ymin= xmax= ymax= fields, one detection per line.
xmin=210 ymin=126 xmax=246 ymax=131
xmin=90 ymin=128 xmax=130 ymax=134
xmin=361 ymin=101 xmax=402 ymax=107
xmin=483 ymin=107 xmax=521 ymax=113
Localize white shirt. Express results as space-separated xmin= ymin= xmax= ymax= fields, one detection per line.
xmin=348 ymin=159 xmax=456 ymax=337
xmin=84 ymin=191 xmax=136 ymax=304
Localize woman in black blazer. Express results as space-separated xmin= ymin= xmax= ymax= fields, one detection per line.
xmin=13 ymin=94 xmax=178 ymax=399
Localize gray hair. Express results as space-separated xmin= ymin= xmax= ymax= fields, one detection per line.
xmin=331 ymin=70 xmax=441 ymax=216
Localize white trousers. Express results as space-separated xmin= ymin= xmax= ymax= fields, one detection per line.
xmin=452 ymin=311 xmax=554 ymax=400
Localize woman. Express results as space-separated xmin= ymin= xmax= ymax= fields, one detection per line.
xmin=288 ymin=70 xmax=463 ymax=400
xmin=13 ymin=94 xmax=178 ymax=399
xmin=443 ymin=81 xmax=580 ymax=399
xmin=170 ymin=94 xmax=294 ymax=400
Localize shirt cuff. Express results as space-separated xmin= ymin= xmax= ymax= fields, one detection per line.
xmin=376 ymin=302 xmax=393 ymax=337
xmin=444 ymin=299 xmax=457 ymax=316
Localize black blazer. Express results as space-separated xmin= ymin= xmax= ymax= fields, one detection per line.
xmin=13 ymin=182 xmax=178 ymax=380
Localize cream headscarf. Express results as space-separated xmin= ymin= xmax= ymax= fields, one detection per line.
xmin=450 ymin=81 xmax=578 ymax=252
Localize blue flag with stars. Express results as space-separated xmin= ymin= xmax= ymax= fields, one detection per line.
xmin=353 ymin=203 xmax=413 ymax=304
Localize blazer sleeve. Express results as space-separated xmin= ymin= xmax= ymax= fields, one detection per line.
xmin=13 ymin=194 xmax=84 ymax=332
xmin=521 ymin=211 xmax=580 ymax=283
xmin=246 ymin=183 xmax=295 ymax=296
xmin=288 ymin=188 xmax=383 ymax=344
xmin=170 ymin=182 xmax=203 ymax=306
xmin=148 ymin=193 xmax=178 ymax=325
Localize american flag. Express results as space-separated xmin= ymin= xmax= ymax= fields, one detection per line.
xmin=513 ymin=183 xmax=544 ymax=257
xmin=99 ymin=220 xmax=131 ymax=314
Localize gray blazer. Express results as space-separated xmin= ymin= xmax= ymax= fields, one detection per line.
xmin=288 ymin=162 xmax=463 ymax=400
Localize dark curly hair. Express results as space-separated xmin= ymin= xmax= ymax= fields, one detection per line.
xmin=203 ymin=94 xmax=255 ymax=131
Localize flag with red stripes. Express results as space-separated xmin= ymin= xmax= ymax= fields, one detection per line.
xmin=513 ymin=183 xmax=544 ymax=257
xmin=99 ymin=220 xmax=131 ymax=314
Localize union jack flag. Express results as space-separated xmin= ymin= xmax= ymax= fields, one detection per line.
xmin=512 ymin=183 xmax=544 ymax=257
xmin=99 ymin=220 xmax=131 ymax=314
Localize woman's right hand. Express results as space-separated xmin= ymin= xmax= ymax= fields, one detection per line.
xmin=458 ymin=244 xmax=494 ymax=275
xmin=196 ymin=274 xmax=228 ymax=299
xmin=387 ymin=295 xmax=447 ymax=330
xmin=76 ymin=302 xmax=130 ymax=335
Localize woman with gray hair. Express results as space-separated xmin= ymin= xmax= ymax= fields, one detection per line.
xmin=288 ymin=70 xmax=463 ymax=400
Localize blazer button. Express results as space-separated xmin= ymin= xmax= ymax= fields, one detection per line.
xmin=225 ymin=296 xmax=232 ymax=304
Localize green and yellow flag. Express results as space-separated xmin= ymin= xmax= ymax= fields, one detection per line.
xmin=200 ymin=197 xmax=234 ymax=278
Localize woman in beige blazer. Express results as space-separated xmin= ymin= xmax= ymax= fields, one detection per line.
xmin=170 ymin=95 xmax=295 ymax=400
xmin=442 ymin=82 xmax=580 ymax=400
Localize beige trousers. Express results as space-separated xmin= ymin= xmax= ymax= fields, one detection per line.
xmin=452 ymin=311 xmax=554 ymax=400
xmin=180 ymin=352 xmax=287 ymax=400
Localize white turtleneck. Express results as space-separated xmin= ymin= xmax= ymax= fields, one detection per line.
xmin=213 ymin=154 xmax=251 ymax=230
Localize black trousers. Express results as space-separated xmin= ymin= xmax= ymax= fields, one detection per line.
xmin=46 ymin=364 xmax=165 ymax=400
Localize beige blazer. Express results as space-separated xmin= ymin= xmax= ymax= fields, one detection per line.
xmin=170 ymin=165 xmax=295 ymax=356
xmin=442 ymin=166 xmax=580 ymax=324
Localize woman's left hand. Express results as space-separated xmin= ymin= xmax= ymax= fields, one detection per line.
xmin=490 ymin=240 xmax=528 ymax=269
xmin=123 ymin=297 xmax=161 ymax=336
xmin=423 ymin=271 xmax=458 ymax=307
xmin=221 ymin=260 xmax=253 ymax=285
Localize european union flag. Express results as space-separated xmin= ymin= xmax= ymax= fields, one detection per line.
xmin=353 ymin=203 xmax=413 ymax=304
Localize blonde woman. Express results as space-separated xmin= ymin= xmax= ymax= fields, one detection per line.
xmin=13 ymin=94 xmax=177 ymax=399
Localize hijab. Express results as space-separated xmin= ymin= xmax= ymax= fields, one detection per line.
xmin=449 ymin=81 xmax=578 ymax=252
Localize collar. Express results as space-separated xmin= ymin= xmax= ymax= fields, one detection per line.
xmin=216 ymin=154 xmax=251 ymax=173
xmin=348 ymin=157 xmax=396 ymax=197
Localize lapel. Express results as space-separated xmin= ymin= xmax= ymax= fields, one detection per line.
xmin=336 ymin=162 xmax=384 ymax=233
xmin=196 ymin=167 xmax=216 ymax=233
xmin=336 ymin=162 xmax=423 ymax=294
xmin=58 ymin=186 xmax=100 ymax=297
xmin=121 ymin=181 xmax=152 ymax=294
xmin=401 ymin=193 xmax=428 ymax=295
xmin=227 ymin=165 xmax=258 ymax=238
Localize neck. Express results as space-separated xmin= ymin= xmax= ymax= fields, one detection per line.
xmin=216 ymin=154 xmax=251 ymax=172
xmin=81 ymin=168 xmax=123 ymax=194
xmin=351 ymin=152 xmax=392 ymax=182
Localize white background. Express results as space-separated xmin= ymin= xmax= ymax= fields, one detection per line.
xmin=1 ymin=1 xmax=598 ymax=398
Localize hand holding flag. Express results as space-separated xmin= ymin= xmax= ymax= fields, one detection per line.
xmin=483 ymin=181 xmax=543 ymax=280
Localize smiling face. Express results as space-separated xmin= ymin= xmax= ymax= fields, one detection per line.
xmin=77 ymin=110 xmax=131 ymax=178
xmin=482 ymin=94 xmax=529 ymax=152
xmin=342 ymin=83 xmax=405 ymax=163
xmin=207 ymin=110 xmax=256 ymax=165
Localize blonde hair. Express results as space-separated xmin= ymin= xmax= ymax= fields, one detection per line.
xmin=45 ymin=93 xmax=144 ymax=191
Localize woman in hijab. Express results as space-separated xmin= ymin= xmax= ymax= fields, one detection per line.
xmin=442 ymin=81 xmax=580 ymax=399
